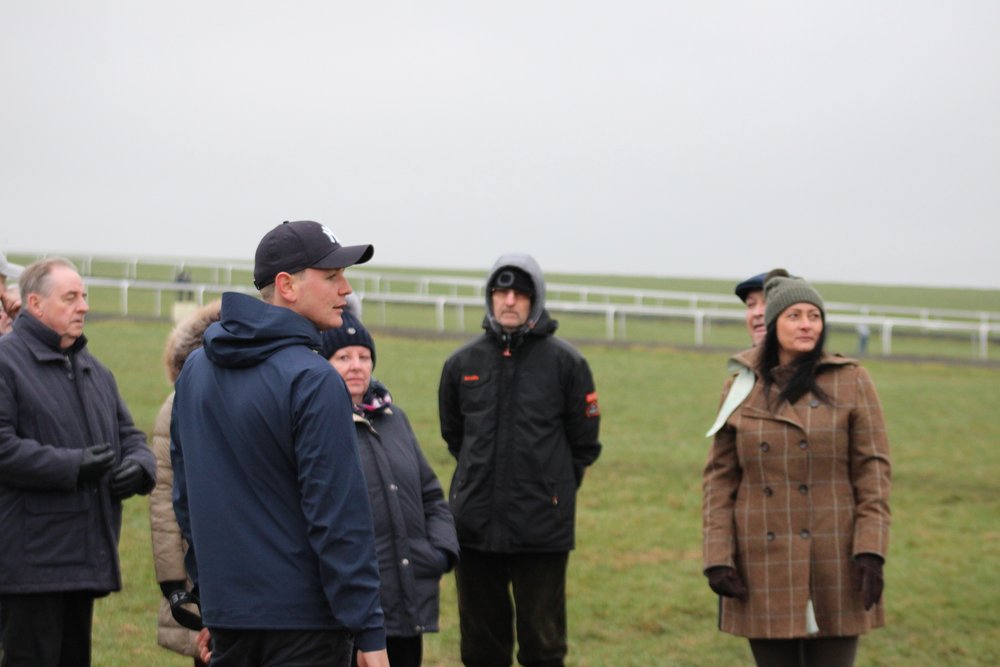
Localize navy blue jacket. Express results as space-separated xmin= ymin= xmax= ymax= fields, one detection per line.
xmin=0 ymin=312 xmax=155 ymax=594
xmin=171 ymin=293 xmax=385 ymax=651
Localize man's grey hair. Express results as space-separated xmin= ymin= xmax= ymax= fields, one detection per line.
xmin=19 ymin=257 xmax=79 ymax=298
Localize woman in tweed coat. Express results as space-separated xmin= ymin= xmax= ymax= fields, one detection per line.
xmin=702 ymin=271 xmax=891 ymax=667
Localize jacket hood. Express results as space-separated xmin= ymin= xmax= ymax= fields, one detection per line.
xmin=484 ymin=253 xmax=548 ymax=338
xmin=202 ymin=292 xmax=322 ymax=369
xmin=164 ymin=300 xmax=222 ymax=383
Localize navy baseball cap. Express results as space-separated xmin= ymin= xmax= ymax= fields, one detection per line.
xmin=253 ymin=221 xmax=374 ymax=289
xmin=734 ymin=272 xmax=767 ymax=303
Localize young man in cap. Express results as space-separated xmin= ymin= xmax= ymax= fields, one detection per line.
xmin=439 ymin=253 xmax=602 ymax=667
xmin=170 ymin=221 xmax=389 ymax=667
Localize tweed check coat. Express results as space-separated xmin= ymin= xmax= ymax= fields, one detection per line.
xmin=702 ymin=349 xmax=891 ymax=638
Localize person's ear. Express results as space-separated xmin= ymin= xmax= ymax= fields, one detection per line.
xmin=26 ymin=293 xmax=43 ymax=317
xmin=273 ymin=272 xmax=297 ymax=302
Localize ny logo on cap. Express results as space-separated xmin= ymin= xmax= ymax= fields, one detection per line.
xmin=320 ymin=225 xmax=339 ymax=245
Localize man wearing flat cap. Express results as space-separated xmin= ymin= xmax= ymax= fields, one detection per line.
xmin=170 ymin=221 xmax=389 ymax=667
xmin=439 ymin=253 xmax=602 ymax=667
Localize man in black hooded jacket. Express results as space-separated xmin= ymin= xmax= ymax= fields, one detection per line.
xmin=439 ymin=253 xmax=601 ymax=667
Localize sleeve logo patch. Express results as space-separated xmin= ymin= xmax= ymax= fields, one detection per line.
xmin=585 ymin=391 xmax=600 ymax=418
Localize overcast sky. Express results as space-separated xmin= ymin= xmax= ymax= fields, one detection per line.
xmin=2 ymin=2 xmax=998 ymax=288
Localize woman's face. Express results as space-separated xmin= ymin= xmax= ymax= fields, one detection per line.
xmin=775 ymin=302 xmax=824 ymax=364
xmin=328 ymin=345 xmax=373 ymax=405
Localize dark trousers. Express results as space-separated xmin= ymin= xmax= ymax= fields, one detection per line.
xmin=749 ymin=636 xmax=859 ymax=667
xmin=455 ymin=549 xmax=569 ymax=667
xmin=208 ymin=628 xmax=353 ymax=667
xmin=0 ymin=591 xmax=94 ymax=667
xmin=351 ymin=635 xmax=421 ymax=667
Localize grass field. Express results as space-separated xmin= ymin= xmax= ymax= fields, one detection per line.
xmin=77 ymin=315 xmax=1000 ymax=667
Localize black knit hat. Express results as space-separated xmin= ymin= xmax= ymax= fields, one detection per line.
xmin=764 ymin=271 xmax=825 ymax=328
xmin=489 ymin=266 xmax=534 ymax=295
xmin=253 ymin=221 xmax=374 ymax=289
xmin=320 ymin=311 xmax=376 ymax=368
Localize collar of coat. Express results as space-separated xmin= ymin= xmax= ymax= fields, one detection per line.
xmin=727 ymin=347 xmax=859 ymax=432
xmin=13 ymin=311 xmax=89 ymax=361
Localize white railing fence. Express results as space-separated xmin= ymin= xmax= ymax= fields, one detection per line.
xmin=80 ymin=275 xmax=1000 ymax=361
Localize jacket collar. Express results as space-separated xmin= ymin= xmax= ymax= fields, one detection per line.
xmin=13 ymin=311 xmax=88 ymax=362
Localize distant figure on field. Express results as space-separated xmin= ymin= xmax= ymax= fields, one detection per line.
xmin=0 ymin=257 xmax=156 ymax=667
xmin=702 ymin=269 xmax=891 ymax=667
xmin=323 ymin=311 xmax=459 ymax=667
xmin=439 ymin=253 xmax=602 ymax=667
xmin=175 ymin=269 xmax=194 ymax=302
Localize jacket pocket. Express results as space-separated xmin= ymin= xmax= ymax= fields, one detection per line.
xmin=23 ymin=491 xmax=92 ymax=566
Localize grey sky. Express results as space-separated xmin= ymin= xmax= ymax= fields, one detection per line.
xmin=2 ymin=2 xmax=998 ymax=288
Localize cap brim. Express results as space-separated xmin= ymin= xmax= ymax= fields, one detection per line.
xmin=0 ymin=261 xmax=23 ymax=280
xmin=313 ymin=244 xmax=374 ymax=270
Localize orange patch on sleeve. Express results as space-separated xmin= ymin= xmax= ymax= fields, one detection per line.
xmin=585 ymin=392 xmax=600 ymax=417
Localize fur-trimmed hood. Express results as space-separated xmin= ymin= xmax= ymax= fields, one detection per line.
xmin=163 ymin=301 xmax=222 ymax=383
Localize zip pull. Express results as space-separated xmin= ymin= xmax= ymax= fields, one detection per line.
xmin=64 ymin=354 xmax=75 ymax=380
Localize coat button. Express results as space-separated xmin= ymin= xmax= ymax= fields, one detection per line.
xmin=760 ymin=442 xmax=770 ymax=453
xmin=414 ymin=625 xmax=423 ymax=632
xmin=799 ymin=440 xmax=808 ymax=450
xmin=799 ymin=484 xmax=809 ymax=495
xmin=766 ymin=532 xmax=775 ymax=541
xmin=800 ymin=529 xmax=811 ymax=539
xmin=763 ymin=487 xmax=773 ymax=497
xmin=401 ymin=558 xmax=410 ymax=566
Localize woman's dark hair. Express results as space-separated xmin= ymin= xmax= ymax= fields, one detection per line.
xmin=757 ymin=316 xmax=830 ymax=409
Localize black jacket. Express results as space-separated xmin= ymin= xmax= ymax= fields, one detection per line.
xmin=0 ymin=312 xmax=155 ymax=594
xmin=353 ymin=381 xmax=459 ymax=637
xmin=439 ymin=309 xmax=602 ymax=553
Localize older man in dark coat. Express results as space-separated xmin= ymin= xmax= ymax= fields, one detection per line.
xmin=0 ymin=257 xmax=155 ymax=667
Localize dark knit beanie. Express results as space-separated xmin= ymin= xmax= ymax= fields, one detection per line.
xmin=764 ymin=271 xmax=825 ymax=328
xmin=321 ymin=311 xmax=376 ymax=368
xmin=489 ymin=266 xmax=534 ymax=295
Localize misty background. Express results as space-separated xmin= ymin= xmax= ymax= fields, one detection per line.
xmin=2 ymin=2 xmax=998 ymax=289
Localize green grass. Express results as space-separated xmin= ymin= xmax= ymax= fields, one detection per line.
xmin=77 ymin=316 xmax=1000 ymax=666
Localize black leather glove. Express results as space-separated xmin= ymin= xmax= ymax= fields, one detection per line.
xmin=853 ymin=553 xmax=884 ymax=610
xmin=110 ymin=460 xmax=147 ymax=500
xmin=78 ymin=443 xmax=115 ymax=483
xmin=705 ymin=566 xmax=749 ymax=602
xmin=167 ymin=586 xmax=204 ymax=631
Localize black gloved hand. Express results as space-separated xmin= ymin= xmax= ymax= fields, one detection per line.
xmin=705 ymin=566 xmax=749 ymax=602
xmin=110 ymin=459 xmax=146 ymax=500
xmin=853 ymin=553 xmax=884 ymax=610
xmin=78 ymin=443 xmax=115 ymax=483
xmin=167 ymin=586 xmax=204 ymax=631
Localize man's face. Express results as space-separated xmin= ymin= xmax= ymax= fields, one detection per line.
xmin=744 ymin=290 xmax=766 ymax=346
xmin=289 ymin=267 xmax=353 ymax=331
xmin=28 ymin=265 xmax=89 ymax=349
xmin=491 ymin=288 xmax=532 ymax=331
